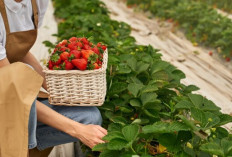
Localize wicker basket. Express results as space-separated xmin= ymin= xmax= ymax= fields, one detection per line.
xmin=43 ymin=50 xmax=108 ymax=106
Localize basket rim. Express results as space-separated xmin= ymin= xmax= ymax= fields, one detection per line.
xmin=43 ymin=49 xmax=108 ymax=75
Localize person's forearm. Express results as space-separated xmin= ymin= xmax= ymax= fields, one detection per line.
xmin=0 ymin=58 xmax=10 ymax=68
xmin=36 ymin=100 xmax=80 ymax=137
xmin=21 ymin=52 xmax=47 ymax=90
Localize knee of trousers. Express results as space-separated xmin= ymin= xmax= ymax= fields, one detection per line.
xmin=80 ymin=107 xmax=102 ymax=125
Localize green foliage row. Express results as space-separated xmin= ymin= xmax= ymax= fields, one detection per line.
xmin=195 ymin=0 xmax=232 ymax=13
xmin=127 ymin=0 xmax=232 ymax=61
xmin=51 ymin=0 xmax=232 ymax=156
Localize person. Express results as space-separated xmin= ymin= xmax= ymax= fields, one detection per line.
xmin=0 ymin=0 xmax=107 ymax=156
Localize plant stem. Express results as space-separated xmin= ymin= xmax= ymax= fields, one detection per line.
xmin=130 ymin=144 xmax=137 ymax=154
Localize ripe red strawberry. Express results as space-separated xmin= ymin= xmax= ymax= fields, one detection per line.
xmin=81 ymin=50 xmax=94 ymax=60
xmin=83 ymin=44 xmax=91 ymax=50
xmin=208 ymin=51 xmax=213 ymax=56
xmin=72 ymin=59 xmax=87 ymax=70
xmin=69 ymin=50 xmax=81 ymax=59
xmin=97 ymin=42 xmax=101 ymax=47
xmin=101 ymin=45 xmax=107 ymax=51
xmin=48 ymin=60 xmax=53 ymax=70
xmin=60 ymin=51 xmax=69 ymax=61
xmin=60 ymin=46 xmax=70 ymax=52
xmin=64 ymin=60 xmax=74 ymax=70
xmin=50 ymin=54 xmax=62 ymax=65
xmin=92 ymin=47 xmax=100 ymax=55
xmin=226 ymin=57 xmax=231 ymax=62
xmin=61 ymin=40 xmax=68 ymax=46
xmin=69 ymin=37 xmax=78 ymax=43
xmin=53 ymin=65 xmax=61 ymax=70
xmin=94 ymin=63 xmax=100 ymax=69
xmin=97 ymin=59 xmax=102 ymax=65
xmin=76 ymin=42 xmax=83 ymax=48
xmin=68 ymin=42 xmax=77 ymax=50
xmin=81 ymin=37 xmax=89 ymax=45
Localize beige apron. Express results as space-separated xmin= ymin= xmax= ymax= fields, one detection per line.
xmin=0 ymin=0 xmax=43 ymax=157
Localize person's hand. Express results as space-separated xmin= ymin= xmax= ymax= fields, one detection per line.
xmin=74 ymin=123 xmax=108 ymax=148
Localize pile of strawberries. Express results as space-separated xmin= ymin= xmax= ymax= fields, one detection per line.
xmin=47 ymin=37 xmax=107 ymax=70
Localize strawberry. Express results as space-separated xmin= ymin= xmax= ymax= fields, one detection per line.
xmin=94 ymin=63 xmax=100 ymax=69
xmin=208 ymin=51 xmax=213 ymax=56
xmin=64 ymin=60 xmax=74 ymax=70
xmin=60 ymin=46 xmax=70 ymax=52
xmin=68 ymin=42 xmax=77 ymax=50
xmin=97 ymin=59 xmax=102 ymax=65
xmin=72 ymin=59 xmax=87 ymax=70
xmin=69 ymin=37 xmax=78 ymax=43
xmin=61 ymin=40 xmax=68 ymax=46
xmin=50 ymin=54 xmax=62 ymax=65
xmin=101 ymin=45 xmax=107 ymax=51
xmin=81 ymin=50 xmax=94 ymax=60
xmin=81 ymin=37 xmax=89 ymax=45
xmin=76 ymin=42 xmax=83 ymax=48
xmin=226 ymin=57 xmax=231 ymax=62
xmin=83 ymin=44 xmax=91 ymax=50
xmin=48 ymin=60 xmax=53 ymax=70
xmin=53 ymin=65 xmax=61 ymax=70
xmin=60 ymin=51 xmax=69 ymax=61
xmin=92 ymin=46 xmax=100 ymax=55
xmin=69 ymin=50 xmax=81 ymax=59
xmin=97 ymin=42 xmax=102 ymax=47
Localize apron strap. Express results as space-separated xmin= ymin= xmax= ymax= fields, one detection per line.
xmin=31 ymin=0 xmax=39 ymax=29
xmin=0 ymin=0 xmax=39 ymax=33
xmin=0 ymin=0 xmax=10 ymax=34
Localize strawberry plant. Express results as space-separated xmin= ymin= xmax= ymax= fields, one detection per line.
xmin=126 ymin=0 xmax=232 ymax=62
xmin=49 ymin=0 xmax=232 ymax=156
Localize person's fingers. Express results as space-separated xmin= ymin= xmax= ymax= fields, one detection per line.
xmin=96 ymin=125 xmax=108 ymax=135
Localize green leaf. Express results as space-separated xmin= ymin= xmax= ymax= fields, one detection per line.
xmin=130 ymin=99 xmax=142 ymax=107
xmin=204 ymin=112 xmax=220 ymax=129
xmin=221 ymin=138 xmax=232 ymax=156
xmin=128 ymin=83 xmax=144 ymax=97
xmin=144 ymin=109 xmax=159 ymax=118
xmin=122 ymin=125 xmax=140 ymax=142
xmin=175 ymin=100 xmax=194 ymax=110
xmin=136 ymin=61 xmax=149 ymax=74
xmin=190 ymin=107 xmax=207 ymax=126
xmin=132 ymin=118 xmax=149 ymax=125
xmin=92 ymin=143 xmax=108 ymax=151
xmin=140 ymin=84 xmax=158 ymax=94
xmin=177 ymin=115 xmax=199 ymax=131
xmin=117 ymin=64 xmax=131 ymax=74
xmin=217 ymin=114 xmax=232 ymax=126
xmin=150 ymin=61 xmax=169 ymax=74
xmin=110 ymin=116 xmax=127 ymax=125
xmin=184 ymin=85 xmax=200 ymax=93
xmin=99 ymin=150 xmax=119 ymax=157
xmin=141 ymin=92 xmax=158 ymax=106
xmin=102 ymin=131 xmax=125 ymax=141
xmin=107 ymin=138 xmax=128 ymax=150
xmin=108 ymin=123 xmax=123 ymax=132
xmin=188 ymin=94 xmax=204 ymax=108
xmin=143 ymin=121 xmax=190 ymax=134
xmin=109 ymin=82 xmax=127 ymax=95
xmin=120 ymin=106 xmax=133 ymax=113
xmin=158 ymin=133 xmax=179 ymax=152
xmin=127 ymin=57 xmax=137 ymax=71
xmin=200 ymin=142 xmax=224 ymax=156
xmin=202 ymin=99 xmax=221 ymax=111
